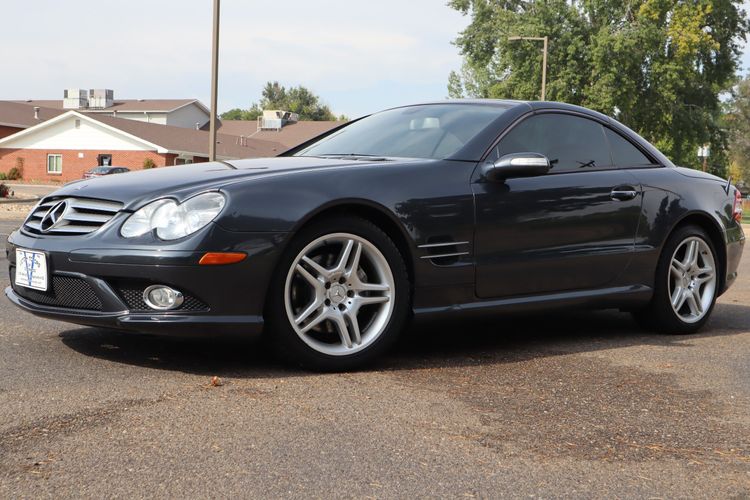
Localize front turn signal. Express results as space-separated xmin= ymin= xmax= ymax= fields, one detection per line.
xmin=198 ymin=252 xmax=247 ymax=265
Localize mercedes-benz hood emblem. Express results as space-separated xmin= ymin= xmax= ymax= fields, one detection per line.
xmin=40 ymin=200 xmax=68 ymax=232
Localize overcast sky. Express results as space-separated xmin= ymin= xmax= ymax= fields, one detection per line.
xmin=1 ymin=0 xmax=748 ymax=119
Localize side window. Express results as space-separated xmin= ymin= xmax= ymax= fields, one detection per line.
xmin=604 ymin=128 xmax=653 ymax=167
xmin=496 ymin=114 xmax=611 ymax=172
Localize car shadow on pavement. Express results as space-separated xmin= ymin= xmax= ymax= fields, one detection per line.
xmin=57 ymin=301 xmax=750 ymax=377
xmin=383 ymin=302 xmax=750 ymax=369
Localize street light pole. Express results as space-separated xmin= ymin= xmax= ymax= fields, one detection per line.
xmin=541 ymin=36 xmax=547 ymax=102
xmin=208 ymin=0 xmax=220 ymax=162
xmin=508 ymin=35 xmax=548 ymax=101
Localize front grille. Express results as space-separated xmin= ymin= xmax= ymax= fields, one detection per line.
xmin=24 ymin=197 xmax=123 ymax=235
xmin=10 ymin=267 xmax=103 ymax=311
xmin=114 ymin=282 xmax=209 ymax=312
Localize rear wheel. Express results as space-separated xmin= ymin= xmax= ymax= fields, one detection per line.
xmin=267 ymin=216 xmax=410 ymax=370
xmin=633 ymin=225 xmax=718 ymax=334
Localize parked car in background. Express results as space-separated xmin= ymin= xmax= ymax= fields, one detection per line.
xmin=5 ymin=100 xmax=746 ymax=370
xmin=83 ymin=166 xmax=130 ymax=179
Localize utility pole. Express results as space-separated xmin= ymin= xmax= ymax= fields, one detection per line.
xmin=508 ymin=36 xmax=548 ymax=101
xmin=208 ymin=0 xmax=220 ymax=161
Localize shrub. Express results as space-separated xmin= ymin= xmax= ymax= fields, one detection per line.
xmin=0 ymin=172 xmax=6 ymax=181
xmin=11 ymin=157 xmax=24 ymax=179
xmin=7 ymin=167 xmax=22 ymax=180
xmin=143 ymin=158 xmax=156 ymax=169
xmin=0 ymin=183 xmax=9 ymax=198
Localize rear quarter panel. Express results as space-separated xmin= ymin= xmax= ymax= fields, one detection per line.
xmin=627 ymin=167 xmax=740 ymax=291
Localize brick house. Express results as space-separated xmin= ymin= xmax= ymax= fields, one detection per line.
xmin=0 ymin=111 xmax=285 ymax=183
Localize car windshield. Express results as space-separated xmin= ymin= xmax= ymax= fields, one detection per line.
xmin=295 ymin=104 xmax=509 ymax=160
xmin=90 ymin=167 xmax=112 ymax=173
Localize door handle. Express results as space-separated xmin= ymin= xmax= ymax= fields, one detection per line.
xmin=610 ymin=186 xmax=638 ymax=201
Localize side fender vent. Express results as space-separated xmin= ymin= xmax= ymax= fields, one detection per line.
xmin=418 ymin=239 xmax=470 ymax=266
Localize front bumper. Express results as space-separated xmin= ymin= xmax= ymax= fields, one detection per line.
xmin=5 ymin=221 xmax=289 ymax=336
xmin=5 ymin=286 xmax=263 ymax=335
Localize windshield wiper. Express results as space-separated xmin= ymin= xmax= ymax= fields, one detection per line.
xmin=313 ymin=154 xmax=390 ymax=161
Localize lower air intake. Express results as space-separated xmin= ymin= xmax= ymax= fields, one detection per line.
xmin=10 ymin=268 xmax=103 ymax=311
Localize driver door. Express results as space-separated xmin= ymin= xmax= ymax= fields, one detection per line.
xmin=472 ymin=112 xmax=643 ymax=299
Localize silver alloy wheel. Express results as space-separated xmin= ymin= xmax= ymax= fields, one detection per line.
xmin=284 ymin=233 xmax=395 ymax=356
xmin=668 ymin=236 xmax=716 ymax=324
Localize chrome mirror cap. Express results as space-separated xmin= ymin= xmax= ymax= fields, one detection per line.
xmin=485 ymin=152 xmax=551 ymax=181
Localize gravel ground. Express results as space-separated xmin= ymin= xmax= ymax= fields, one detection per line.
xmin=0 ymin=218 xmax=748 ymax=498
xmin=0 ymin=204 xmax=36 ymax=220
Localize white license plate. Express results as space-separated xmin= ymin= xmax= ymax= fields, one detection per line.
xmin=15 ymin=249 xmax=48 ymax=291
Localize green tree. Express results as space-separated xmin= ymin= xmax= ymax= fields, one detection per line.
xmin=220 ymin=107 xmax=262 ymax=121
xmin=221 ymin=81 xmax=337 ymax=121
xmin=726 ymin=75 xmax=750 ymax=187
xmin=448 ymin=0 xmax=748 ymax=175
xmin=261 ymin=81 xmax=286 ymax=107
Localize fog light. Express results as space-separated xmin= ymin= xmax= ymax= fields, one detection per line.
xmin=143 ymin=285 xmax=184 ymax=310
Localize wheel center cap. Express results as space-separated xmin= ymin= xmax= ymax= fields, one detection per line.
xmin=329 ymin=284 xmax=347 ymax=304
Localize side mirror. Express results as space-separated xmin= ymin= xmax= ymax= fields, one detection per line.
xmin=482 ymin=152 xmax=551 ymax=181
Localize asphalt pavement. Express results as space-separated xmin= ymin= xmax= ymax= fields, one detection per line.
xmin=0 ymin=219 xmax=17 ymax=237
xmin=1 ymin=218 xmax=748 ymax=498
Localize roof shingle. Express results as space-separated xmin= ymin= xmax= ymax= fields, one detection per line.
xmin=12 ymin=99 xmax=202 ymax=113
xmin=0 ymin=101 xmax=64 ymax=128
xmin=212 ymin=120 xmax=345 ymax=148
xmin=87 ymin=113 xmax=285 ymax=159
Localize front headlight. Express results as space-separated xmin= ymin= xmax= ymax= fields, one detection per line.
xmin=121 ymin=192 xmax=226 ymax=240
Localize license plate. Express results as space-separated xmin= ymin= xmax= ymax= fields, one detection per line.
xmin=15 ymin=249 xmax=48 ymax=291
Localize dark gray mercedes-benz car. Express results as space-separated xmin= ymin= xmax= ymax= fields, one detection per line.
xmin=4 ymin=100 xmax=745 ymax=370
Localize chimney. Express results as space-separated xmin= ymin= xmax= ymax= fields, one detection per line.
xmin=33 ymin=107 xmax=40 ymax=120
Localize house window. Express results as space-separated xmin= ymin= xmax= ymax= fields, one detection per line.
xmin=47 ymin=154 xmax=62 ymax=174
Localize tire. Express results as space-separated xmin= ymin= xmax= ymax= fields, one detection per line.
xmin=632 ymin=225 xmax=719 ymax=334
xmin=266 ymin=215 xmax=410 ymax=371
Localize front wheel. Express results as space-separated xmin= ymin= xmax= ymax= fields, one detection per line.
xmin=633 ymin=225 xmax=719 ymax=334
xmin=266 ymin=216 xmax=410 ymax=370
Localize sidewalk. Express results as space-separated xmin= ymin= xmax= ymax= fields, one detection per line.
xmin=2 ymin=183 xmax=58 ymax=198
xmin=0 ymin=183 xmax=56 ymax=216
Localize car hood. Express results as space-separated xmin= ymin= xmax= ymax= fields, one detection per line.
xmin=46 ymin=157 xmax=409 ymax=210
